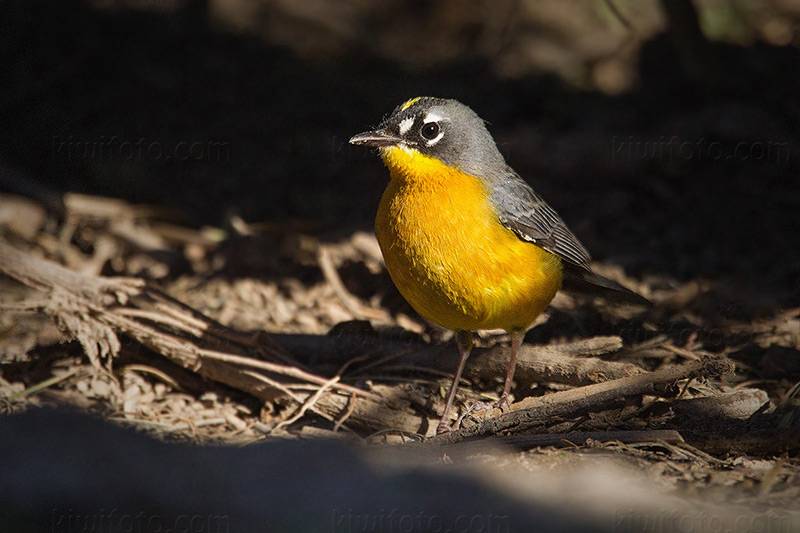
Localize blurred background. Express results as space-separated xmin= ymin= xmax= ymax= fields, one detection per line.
xmin=1 ymin=0 xmax=799 ymax=303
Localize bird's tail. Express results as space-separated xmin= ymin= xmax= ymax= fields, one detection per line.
xmin=562 ymin=265 xmax=651 ymax=306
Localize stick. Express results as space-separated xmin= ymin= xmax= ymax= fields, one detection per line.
xmin=0 ymin=242 xmax=432 ymax=431
xmin=425 ymin=356 xmax=733 ymax=445
xmin=0 ymin=241 xmax=367 ymax=401
xmin=278 ymin=332 xmax=639 ymax=389
xmin=438 ymin=429 xmax=685 ymax=457
xmin=461 ymin=337 xmax=636 ymax=389
xmin=317 ymin=245 xmax=388 ymax=322
xmin=671 ymin=389 xmax=768 ymax=420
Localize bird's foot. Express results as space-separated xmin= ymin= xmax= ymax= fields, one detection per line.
xmin=451 ymin=401 xmax=493 ymax=430
xmin=439 ymin=401 xmax=487 ymax=434
xmin=436 ymin=419 xmax=454 ymax=435
xmin=493 ymin=393 xmax=511 ymax=411
xmin=467 ymin=400 xmax=495 ymax=412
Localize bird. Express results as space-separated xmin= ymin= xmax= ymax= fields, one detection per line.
xmin=350 ymin=97 xmax=648 ymax=434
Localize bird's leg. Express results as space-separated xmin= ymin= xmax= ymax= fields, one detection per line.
xmin=437 ymin=330 xmax=474 ymax=434
xmin=495 ymin=331 xmax=524 ymax=410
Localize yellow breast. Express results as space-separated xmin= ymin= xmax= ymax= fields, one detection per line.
xmin=375 ymin=146 xmax=562 ymax=333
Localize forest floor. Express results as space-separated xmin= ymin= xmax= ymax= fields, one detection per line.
xmin=1 ymin=1 xmax=799 ymax=531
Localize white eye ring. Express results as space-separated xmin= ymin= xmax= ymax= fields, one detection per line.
xmin=420 ymin=112 xmax=445 ymax=146
xmin=420 ymin=121 xmax=444 ymax=146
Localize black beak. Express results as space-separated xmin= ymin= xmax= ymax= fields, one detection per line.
xmin=349 ymin=129 xmax=403 ymax=147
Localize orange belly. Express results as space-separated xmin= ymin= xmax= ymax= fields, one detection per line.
xmin=375 ymin=146 xmax=562 ymax=333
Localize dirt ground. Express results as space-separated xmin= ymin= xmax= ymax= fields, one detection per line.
xmin=1 ymin=1 xmax=800 ymax=531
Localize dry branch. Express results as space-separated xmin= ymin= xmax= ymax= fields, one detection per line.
xmin=278 ymin=331 xmax=639 ymax=389
xmin=315 ymin=384 xmax=436 ymax=434
xmin=682 ymin=416 xmax=800 ymax=455
xmin=438 ymin=429 xmax=685 ymax=457
xmin=0 ymin=241 xmax=374 ymax=409
xmin=0 ymin=242 xmax=441 ymax=432
xmin=0 ymin=240 xmax=143 ymax=304
xmin=449 ymin=336 xmax=636 ymax=389
xmin=426 ymin=355 xmax=734 ymax=445
xmin=0 ymin=241 xmax=744 ymax=441
xmin=671 ymin=389 xmax=769 ymax=421
xmin=317 ymin=245 xmax=389 ymax=322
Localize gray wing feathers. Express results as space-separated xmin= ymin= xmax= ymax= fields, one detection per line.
xmin=492 ymin=172 xmax=592 ymax=269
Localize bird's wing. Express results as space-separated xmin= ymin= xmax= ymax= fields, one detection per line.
xmin=491 ymin=171 xmax=593 ymax=270
xmin=491 ymin=171 xmax=651 ymax=306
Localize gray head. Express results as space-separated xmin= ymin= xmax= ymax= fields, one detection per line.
xmin=350 ymin=97 xmax=507 ymax=178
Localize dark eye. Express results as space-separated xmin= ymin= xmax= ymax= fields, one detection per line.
xmin=420 ymin=122 xmax=440 ymax=140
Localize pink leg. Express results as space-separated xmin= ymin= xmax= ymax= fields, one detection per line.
xmin=496 ymin=331 xmax=524 ymax=409
xmin=437 ymin=330 xmax=473 ymax=434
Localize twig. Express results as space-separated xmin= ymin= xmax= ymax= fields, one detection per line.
xmin=7 ymin=367 xmax=82 ymax=401
xmin=273 ymin=333 xmax=632 ymax=392
xmin=672 ymin=389 xmax=769 ymax=420
xmin=367 ymin=428 xmax=424 ymax=443
xmin=440 ymin=429 xmax=685 ymax=456
xmin=146 ymin=287 xmax=270 ymax=350
xmin=402 ymin=336 xmax=637 ymax=389
xmin=111 ymin=416 xmax=228 ymax=432
xmin=313 ymin=383 xmax=437 ymax=433
xmin=333 ymin=393 xmax=357 ymax=433
xmin=120 ymin=364 xmax=183 ymax=392
xmin=0 ymin=240 xmax=144 ymax=302
xmin=0 ymin=242 xmax=375 ymax=406
xmin=240 ymin=370 xmax=303 ymax=405
xmin=272 ymin=375 xmax=340 ymax=432
xmin=681 ymin=416 xmax=800 ymax=456
xmin=115 ymin=308 xmax=207 ymax=338
xmin=676 ymin=377 xmax=694 ymax=399
xmin=780 ymin=379 xmax=800 ymax=408
xmin=238 ymin=371 xmax=347 ymax=427
xmin=195 ymin=348 xmax=375 ymax=399
xmin=317 ymin=245 xmax=388 ymax=322
xmin=0 ymin=301 xmax=52 ymax=312
xmin=662 ymin=343 xmax=701 ymax=361
xmin=271 ymin=353 xmax=370 ymax=432
xmin=625 ymin=334 xmax=668 ymax=354
xmin=425 ymin=356 xmax=733 ymax=445
xmin=673 ymin=441 xmax=728 ymax=466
